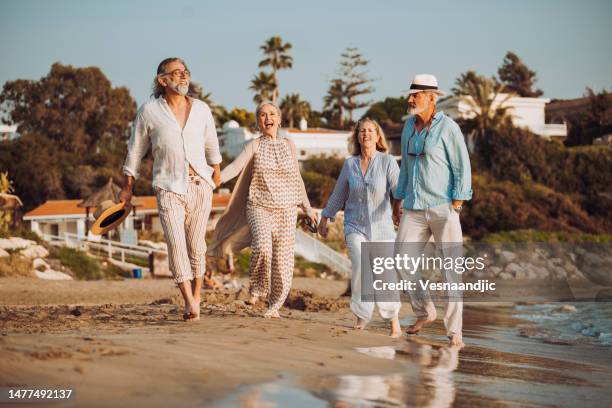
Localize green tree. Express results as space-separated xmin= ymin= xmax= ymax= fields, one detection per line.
xmin=323 ymin=79 xmax=347 ymax=129
xmin=364 ymin=96 xmax=407 ymax=125
xmin=306 ymin=110 xmax=329 ymax=128
xmin=280 ymin=93 xmax=311 ymax=128
xmin=497 ymin=51 xmax=543 ymax=97
xmin=453 ymin=71 xmax=513 ymax=145
xmin=339 ymin=48 xmax=374 ymax=123
xmin=0 ymin=63 xmax=137 ymax=209
xmin=258 ymin=36 xmax=293 ymax=103
xmin=228 ymin=108 xmax=256 ymax=129
xmin=583 ymin=87 xmax=611 ymax=128
xmin=451 ymin=70 xmax=483 ymax=96
xmin=323 ymin=48 xmax=374 ymax=128
xmin=250 ymin=71 xmax=277 ymax=105
xmin=0 ymin=62 xmax=136 ymax=156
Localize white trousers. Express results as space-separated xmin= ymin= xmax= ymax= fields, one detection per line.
xmin=155 ymin=176 xmax=213 ymax=283
xmin=395 ymin=203 xmax=463 ymax=337
xmin=346 ymin=233 xmax=401 ymax=322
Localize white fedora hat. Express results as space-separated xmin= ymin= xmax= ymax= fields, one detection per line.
xmin=407 ymin=74 xmax=445 ymax=96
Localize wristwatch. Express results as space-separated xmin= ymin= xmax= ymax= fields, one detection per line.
xmin=453 ymin=205 xmax=463 ymax=213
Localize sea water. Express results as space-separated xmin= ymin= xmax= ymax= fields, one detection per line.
xmin=515 ymin=302 xmax=612 ymax=346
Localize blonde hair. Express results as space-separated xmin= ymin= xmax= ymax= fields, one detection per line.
xmin=348 ymin=118 xmax=389 ymax=156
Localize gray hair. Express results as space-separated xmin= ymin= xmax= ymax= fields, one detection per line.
xmin=427 ymin=91 xmax=439 ymax=104
xmin=255 ymin=100 xmax=283 ymax=130
xmin=151 ymin=57 xmax=199 ymax=99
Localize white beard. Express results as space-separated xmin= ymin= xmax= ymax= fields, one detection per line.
xmin=407 ymin=105 xmax=425 ymax=116
xmin=172 ymin=84 xmax=189 ymax=96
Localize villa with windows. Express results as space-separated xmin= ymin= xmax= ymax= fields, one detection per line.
xmin=437 ymin=94 xmax=567 ymax=139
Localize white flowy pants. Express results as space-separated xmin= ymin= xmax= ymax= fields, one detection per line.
xmin=395 ymin=203 xmax=463 ymax=337
xmin=346 ymin=233 xmax=401 ymax=322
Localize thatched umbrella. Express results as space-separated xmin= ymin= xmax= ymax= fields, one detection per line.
xmin=78 ymin=177 xmax=141 ymax=233
xmin=0 ymin=193 xmax=23 ymax=228
xmin=0 ymin=193 xmax=23 ymax=211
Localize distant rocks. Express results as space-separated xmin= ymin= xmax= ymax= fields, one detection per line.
xmin=0 ymin=236 xmax=73 ymax=280
xmin=0 ymin=237 xmax=36 ymax=251
xmin=20 ymin=245 xmax=49 ymax=259
xmin=470 ymin=244 xmax=612 ymax=284
xmin=32 ymin=257 xmax=73 ymax=280
xmin=498 ymin=250 xmax=517 ymax=264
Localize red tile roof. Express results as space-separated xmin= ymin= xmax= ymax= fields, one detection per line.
xmin=24 ymin=194 xmax=231 ymax=218
xmin=286 ymin=128 xmax=348 ymax=134
xmin=25 ymin=200 xmax=86 ymax=217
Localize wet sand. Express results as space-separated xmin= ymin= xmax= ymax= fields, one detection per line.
xmin=1 ymin=277 xmax=611 ymax=407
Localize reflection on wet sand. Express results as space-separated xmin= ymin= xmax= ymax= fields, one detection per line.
xmin=349 ymin=343 xmax=459 ymax=408
xmin=211 ymin=342 xmax=461 ymax=408
xmin=213 ymin=329 xmax=612 ymax=408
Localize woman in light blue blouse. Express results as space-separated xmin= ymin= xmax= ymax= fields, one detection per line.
xmin=319 ymin=118 xmax=402 ymax=337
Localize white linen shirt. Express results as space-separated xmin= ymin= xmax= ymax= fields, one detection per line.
xmin=123 ymin=96 xmax=222 ymax=194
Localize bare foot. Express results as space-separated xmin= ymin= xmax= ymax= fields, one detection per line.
xmin=389 ymin=316 xmax=402 ymax=338
xmin=406 ymin=317 xmax=435 ymax=335
xmin=353 ymin=317 xmax=367 ymax=330
xmin=263 ymin=309 xmax=280 ymax=319
xmin=246 ymin=294 xmax=259 ymax=306
xmin=182 ymin=300 xmax=200 ymax=322
xmin=448 ymin=333 xmax=464 ymax=347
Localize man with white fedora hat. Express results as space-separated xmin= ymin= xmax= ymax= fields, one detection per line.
xmin=120 ymin=57 xmax=222 ymax=322
xmin=393 ymin=74 xmax=472 ymax=347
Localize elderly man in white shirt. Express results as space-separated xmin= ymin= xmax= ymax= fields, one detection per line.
xmin=120 ymin=57 xmax=222 ymax=322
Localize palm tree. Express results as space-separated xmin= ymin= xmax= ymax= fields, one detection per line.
xmin=459 ymin=73 xmax=514 ymax=148
xmin=280 ymin=93 xmax=311 ymax=128
xmin=258 ymin=36 xmax=293 ymax=103
xmin=249 ymin=71 xmax=277 ymax=105
xmin=323 ymin=79 xmax=347 ymax=129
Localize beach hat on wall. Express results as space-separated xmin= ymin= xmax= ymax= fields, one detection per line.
xmin=90 ymin=200 xmax=132 ymax=235
xmin=407 ymin=74 xmax=446 ymax=96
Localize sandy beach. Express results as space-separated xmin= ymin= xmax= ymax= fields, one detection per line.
xmin=1 ymin=276 xmax=611 ymax=408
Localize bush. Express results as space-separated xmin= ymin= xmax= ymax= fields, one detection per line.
xmin=461 ymin=174 xmax=601 ymax=239
xmin=476 ymin=124 xmax=612 ymax=199
xmin=0 ymin=226 xmax=42 ymax=242
xmin=481 ymin=229 xmax=612 ymax=243
xmin=301 ymin=171 xmax=336 ymax=208
xmin=49 ymin=246 xmax=123 ymax=280
xmin=302 ymin=154 xmax=345 ymax=180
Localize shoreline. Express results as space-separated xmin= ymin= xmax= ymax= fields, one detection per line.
xmin=1 ymin=277 xmax=611 ymax=407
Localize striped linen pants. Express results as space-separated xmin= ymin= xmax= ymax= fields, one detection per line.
xmin=155 ymin=176 xmax=213 ymax=283
xmin=246 ymin=204 xmax=298 ymax=312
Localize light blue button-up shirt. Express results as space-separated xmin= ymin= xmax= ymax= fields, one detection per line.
xmin=395 ymin=111 xmax=472 ymax=209
xmin=322 ymin=151 xmax=399 ymax=241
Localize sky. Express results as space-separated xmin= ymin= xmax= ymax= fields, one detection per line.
xmin=1 ymin=0 xmax=611 ymax=112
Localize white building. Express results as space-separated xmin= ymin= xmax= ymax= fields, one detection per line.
xmin=0 ymin=124 xmax=18 ymax=142
xmin=219 ymin=119 xmax=351 ymax=160
xmin=23 ymin=194 xmax=231 ymax=240
xmin=438 ymin=95 xmax=567 ymax=139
